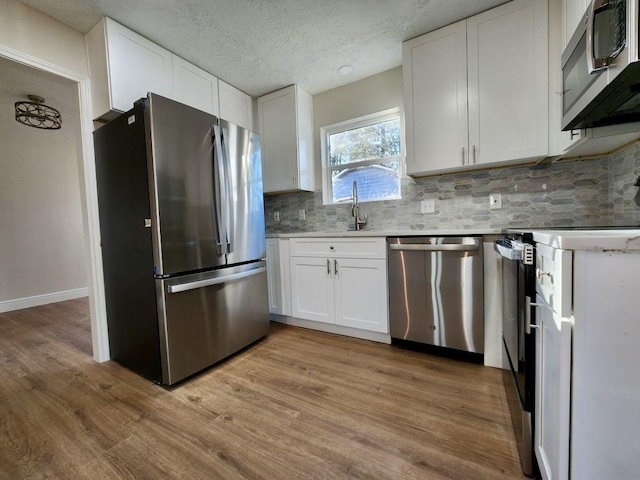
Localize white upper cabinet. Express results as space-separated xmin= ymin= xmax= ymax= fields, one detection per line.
xmin=403 ymin=21 xmax=469 ymax=173
xmin=403 ymin=0 xmax=548 ymax=175
xmin=258 ymin=85 xmax=314 ymax=193
xmin=172 ymin=55 xmax=220 ymax=117
xmin=87 ymin=17 xmax=174 ymax=121
xmin=467 ymin=0 xmax=549 ymax=165
xmin=87 ymin=17 xmax=253 ymax=126
xmin=218 ymin=80 xmax=253 ymax=131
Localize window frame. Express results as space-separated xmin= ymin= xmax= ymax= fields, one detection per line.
xmin=320 ymin=107 xmax=404 ymax=205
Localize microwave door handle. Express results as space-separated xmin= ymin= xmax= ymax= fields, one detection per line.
xmin=587 ymin=0 xmax=626 ymax=73
xmin=587 ymin=0 xmax=604 ymax=73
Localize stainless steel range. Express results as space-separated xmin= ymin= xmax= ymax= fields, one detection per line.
xmin=494 ymin=233 xmax=537 ymax=477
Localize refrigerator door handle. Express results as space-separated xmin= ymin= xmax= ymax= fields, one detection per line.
xmin=212 ymin=125 xmax=227 ymax=255
xmin=220 ymin=128 xmax=234 ymax=254
xmin=167 ymin=267 xmax=267 ymax=293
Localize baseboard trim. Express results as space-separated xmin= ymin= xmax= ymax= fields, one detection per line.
xmin=270 ymin=314 xmax=391 ymax=344
xmin=0 ymin=288 xmax=89 ymax=313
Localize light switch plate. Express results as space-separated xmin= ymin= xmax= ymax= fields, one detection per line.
xmin=298 ymin=208 xmax=306 ymax=221
xmin=420 ymin=199 xmax=436 ymax=214
xmin=274 ymin=211 xmax=280 ymax=222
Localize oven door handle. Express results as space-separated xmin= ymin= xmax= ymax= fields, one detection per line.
xmin=526 ymin=296 xmax=539 ymax=333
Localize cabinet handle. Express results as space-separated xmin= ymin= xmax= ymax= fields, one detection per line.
xmin=472 ymin=145 xmax=477 ymax=164
xmin=570 ymin=129 xmax=580 ymax=140
xmin=334 ymin=259 xmax=338 ymax=275
xmin=327 ymin=259 xmax=331 ymax=275
xmin=525 ymin=296 xmax=539 ymax=334
xmin=461 ymin=147 xmax=466 ymax=165
xmin=293 ymin=175 xmax=297 ymax=187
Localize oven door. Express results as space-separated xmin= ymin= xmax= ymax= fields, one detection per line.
xmin=496 ymin=237 xmax=536 ymax=477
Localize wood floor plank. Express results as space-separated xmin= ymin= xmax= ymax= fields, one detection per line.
xmin=0 ymin=299 xmax=527 ymax=479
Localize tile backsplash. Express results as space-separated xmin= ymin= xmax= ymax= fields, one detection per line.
xmin=264 ymin=142 xmax=640 ymax=233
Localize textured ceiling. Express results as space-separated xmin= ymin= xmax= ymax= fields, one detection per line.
xmin=17 ymin=0 xmax=509 ymax=97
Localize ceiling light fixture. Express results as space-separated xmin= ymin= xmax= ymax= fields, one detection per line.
xmin=337 ymin=65 xmax=355 ymax=75
xmin=15 ymin=95 xmax=62 ymax=130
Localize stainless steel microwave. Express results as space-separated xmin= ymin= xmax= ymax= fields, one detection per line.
xmin=562 ymin=0 xmax=640 ymax=130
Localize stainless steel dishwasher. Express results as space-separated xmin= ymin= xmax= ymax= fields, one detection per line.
xmin=387 ymin=236 xmax=484 ymax=355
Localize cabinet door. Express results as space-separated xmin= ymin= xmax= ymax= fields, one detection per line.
xmin=172 ymin=55 xmax=220 ymax=117
xmin=334 ymin=258 xmax=388 ymax=333
xmin=535 ymin=297 xmax=571 ymax=480
xmin=266 ymin=239 xmax=282 ymax=315
xmin=218 ymin=80 xmax=253 ymax=131
xmin=290 ymin=257 xmax=335 ymax=324
xmin=258 ymin=86 xmax=300 ymax=192
xmin=105 ymin=18 xmax=174 ymax=113
xmin=467 ymin=0 xmax=548 ymax=165
xmin=403 ymin=21 xmax=469 ymax=175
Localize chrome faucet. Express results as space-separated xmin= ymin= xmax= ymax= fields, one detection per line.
xmin=351 ymin=180 xmax=367 ymax=231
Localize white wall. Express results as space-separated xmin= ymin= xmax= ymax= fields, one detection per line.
xmin=0 ymin=60 xmax=87 ymax=305
xmin=0 ymin=0 xmax=88 ymax=77
xmin=312 ymin=67 xmax=404 ymax=190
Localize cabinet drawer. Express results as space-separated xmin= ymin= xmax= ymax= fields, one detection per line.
xmin=535 ymin=243 xmax=572 ymax=318
xmin=289 ymin=238 xmax=386 ymax=259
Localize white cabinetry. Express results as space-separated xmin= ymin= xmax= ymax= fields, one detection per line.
xmin=87 ymin=17 xmax=174 ymax=121
xmin=534 ymin=237 xmax=640 ymax=480
xmin=218 ymin=80 xmax=253 ymax=131
xmin=289 ymin=238 xmax=388 ymax=334
xmin=172 ymin=55 xmax=219 ymax=116
xmin=87 ymin=17 xmax=254 ymax=127
xmin=403 ymin=0 xmax=548 ymax=175
xmin=534 ymin=243 xmax=572 ymax=480
xmin=265 ymin=238 xmax=291 ymax=316
xmin=258 ymin=85 xmax=314 ymax=193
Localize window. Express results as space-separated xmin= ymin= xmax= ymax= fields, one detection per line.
xmin=321 ymin=108 xmax=403 ymax=205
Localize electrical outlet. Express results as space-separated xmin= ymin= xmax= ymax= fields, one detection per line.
xmin=298 ymin=208 xmax=306 ymax=221
xmin=489 ymin=193 xmax=502 ymax=210
xmin=273 ymin=211 xmax=280 ymax=222
xmin=420 ymin=199 xmax=436 ymax=214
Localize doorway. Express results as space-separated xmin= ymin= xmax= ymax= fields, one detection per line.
xmin=0 ymin=50 xmax=109 ymax=362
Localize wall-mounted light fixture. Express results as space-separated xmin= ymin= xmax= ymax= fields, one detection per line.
xmin=15 ymin=95 xmax=62 ymax=130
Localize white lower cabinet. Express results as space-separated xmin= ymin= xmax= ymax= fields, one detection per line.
xmin=535 ymin=294 xmax=571 ymax=480
xmin=290 ymin=257 xmax=335 ymax=324
xmin=333 ymin=258 xmax=387 ymax=332
xmin=265 ymin=238 xmax=291 ymax=316
xmin=534 ymin=241 xmax=640 ymax=479
xmin=288 ymin=238 xmax=389 ymax=334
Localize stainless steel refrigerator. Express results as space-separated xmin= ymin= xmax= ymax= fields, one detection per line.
xmin=94 ymin=93 xmax=269 ymax=385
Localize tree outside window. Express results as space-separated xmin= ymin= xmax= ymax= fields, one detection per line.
xmin=321 ymin=109 xmax=402 ymax=204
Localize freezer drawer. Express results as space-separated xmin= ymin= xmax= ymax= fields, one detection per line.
xmin=157 ymin=262 xmax=269 ymax=385
xmin=387 ymin=237 xmax=484 ymax=354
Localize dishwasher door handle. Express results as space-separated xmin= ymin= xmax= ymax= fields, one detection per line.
xmin=389 ymin=242 xmax=479 ymax=252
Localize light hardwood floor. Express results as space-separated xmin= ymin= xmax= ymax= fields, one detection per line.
xmin=0 ymin=298 xmax=527 ymax=479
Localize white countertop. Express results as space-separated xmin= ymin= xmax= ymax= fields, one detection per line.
xmin=532 ymin=229 xmax=640 ymax=250
xmin=266 ymin=228 xmax=502 ymax=239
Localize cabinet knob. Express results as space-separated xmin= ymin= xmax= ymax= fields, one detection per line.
xmin=430 ymin=325 xmax=436 ymax=331
xmin=536 ymin=268 xmax=551 ymax=279
xmin=330 ymin=246 xmax=334 ymax=250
